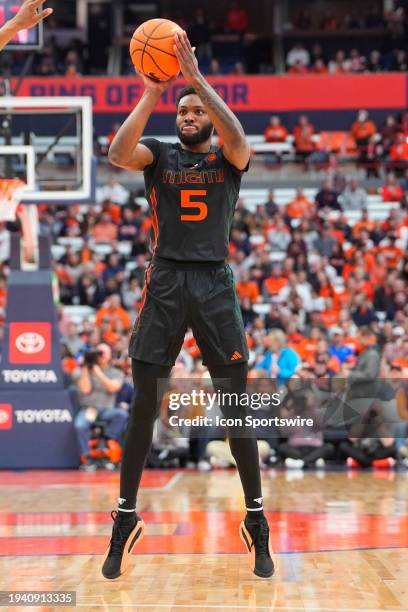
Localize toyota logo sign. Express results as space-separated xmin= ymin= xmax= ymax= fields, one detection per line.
xmin=9 ymin=322 xmax=51 ymax=364
xmin=0 ymin=404 xmax=12 ymax=429
xmin=15 ymin=332 xmax=46 ymax=354
xmin=0 ymin=409 xmax=9 ymax=424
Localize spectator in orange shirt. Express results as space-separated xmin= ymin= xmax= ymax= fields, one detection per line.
xmin=293 ymin=114 xmax=315 ymax=161
xmin=378 ymin=234 xmax=404 ymax=269
xmin=307 ymin=339 xmax=341 ymax=373
xmin=288 ymin=61 xmax=309 ymax=74
xmin=91 ymin=213 xmax=118 ymax=243
xmin=354 ymin=267 xmax=374 ymax=301
xmin=95 ymin=294 xmax=131 ymax=333
xmin=352 ymin=208 xmax=375 ymax=238
xmin=369 ymin=253 xmax=388 ymax=288
xmin=350 ymin=109 xmax=377 ymax=165
xmin=262 ymin=264 xmax=288 ymax=298
xmin=263 ymin=115 xmax=289 ymax=143
xmin=236 ymin=270 xmax=260 ymax=304
xmin=320 ymin=297 xmax=340 ymax=327
xmin=302 ymin=327 xmax=322 ymax=361
xmin=380 ymin=172 xmax=404 ymax=202
xmin=389 ymin=132 xmax=408 ymax=176
xmin=310 ymin=58 xmax=328 ymax=74
xmin=286 ymin=187 xmax=315 ymax=219
xmin=350 ymin=109 xmax=377 ymax=146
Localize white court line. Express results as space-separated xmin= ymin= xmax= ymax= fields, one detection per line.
xmin=0 ymin=472 xmax=184 ymax=492
xmin=159 ymin=471 xmax=184 ymax=491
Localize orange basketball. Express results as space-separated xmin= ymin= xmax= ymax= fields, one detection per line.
xmin=130 ymin=18 xmax=182 ymax=82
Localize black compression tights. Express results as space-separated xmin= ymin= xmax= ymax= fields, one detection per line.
xmin=119 ymin=359 xmax=262 ymax=511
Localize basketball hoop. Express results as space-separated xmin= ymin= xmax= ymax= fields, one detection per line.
xmin=0 ymin=178 xmax=27 ymax=222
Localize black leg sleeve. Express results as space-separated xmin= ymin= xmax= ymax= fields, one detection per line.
xmin=207 ymin=362 xmax=263 ymax=507
xmin=119 ymin=359 xmax=172 ymax=510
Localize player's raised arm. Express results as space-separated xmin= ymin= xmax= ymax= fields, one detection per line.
xmin=0 ymin=0 xmax=53 ymax=51
xmin=108 ymin=74 xmax=176 ymax=171
xmin=173 ymin=30 xmax=250 ymax=171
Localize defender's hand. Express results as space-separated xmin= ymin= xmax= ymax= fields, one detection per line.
xmin=12 ymin=0 xmax=53 ymax=30
xmin=173 ymin=31 xmax=200 ymax=84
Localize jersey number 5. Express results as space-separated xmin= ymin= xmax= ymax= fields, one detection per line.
xmin=180 ymin=189 xmax=208 ymax=221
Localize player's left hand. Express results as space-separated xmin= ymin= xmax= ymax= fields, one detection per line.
xmin=173 ymin=31 xmax=200 ymax=84
xmin=12 ymin=0 xmax=53 ymax=30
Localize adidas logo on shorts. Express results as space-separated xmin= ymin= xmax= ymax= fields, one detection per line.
xmin=230 ymin=351 xmax=242 ymax=361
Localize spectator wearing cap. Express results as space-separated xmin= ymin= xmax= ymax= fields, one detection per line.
xmin=328 ymin=326 xmax=354 ymax=364
xmin=256 ymin=329 xmax=301 ymax=381
xmin=340 ymin=179 xmax=368 ymax=211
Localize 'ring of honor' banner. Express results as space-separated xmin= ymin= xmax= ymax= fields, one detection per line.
xmin=10 ymin=74 xmax=407 ymax=114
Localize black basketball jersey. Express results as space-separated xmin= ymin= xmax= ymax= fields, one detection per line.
xmin=140 ymin=138 xmax=247 ymax=262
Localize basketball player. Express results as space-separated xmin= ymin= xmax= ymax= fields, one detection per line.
xmin=0 ymin=0 xmax=52 ymax=51
xmin=102 ymin=30 xmax=274 ymax=580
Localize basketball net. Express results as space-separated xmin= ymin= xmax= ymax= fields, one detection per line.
xmin=0 ymin=178 xmax=27 ymax=222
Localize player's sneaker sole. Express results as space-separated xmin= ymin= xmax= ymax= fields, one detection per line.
xmin=239 ymin=520 xmax=274 ymax=578
xmin=102 ymin=519 xmax=146 ymax=580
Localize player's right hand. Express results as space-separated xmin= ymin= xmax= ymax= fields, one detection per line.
xmin=136 ymin=69 xmax=178 ymax=94
xmin=12 ymin=0 xmax=53 ymax=30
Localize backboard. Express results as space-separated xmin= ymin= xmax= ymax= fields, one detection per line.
xmin=0 ymin=97 xmax=94 ymax=203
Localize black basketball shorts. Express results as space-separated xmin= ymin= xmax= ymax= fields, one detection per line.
xmin=128 ymin=257 xmax=249 ymax=367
